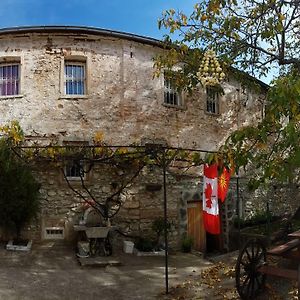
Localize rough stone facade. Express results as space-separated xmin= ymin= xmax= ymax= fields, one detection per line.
xmin=0 ymin=27 xmax=267 ymax=249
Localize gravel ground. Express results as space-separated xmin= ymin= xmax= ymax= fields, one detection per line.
xmin=0 ymin=241 xmax=212 ymax=300
xmin=1 ymin=241 xmax=297 ymax=300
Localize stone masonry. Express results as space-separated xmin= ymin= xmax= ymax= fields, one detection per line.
xmin=0 ymin=27 xmax=267 ymax=248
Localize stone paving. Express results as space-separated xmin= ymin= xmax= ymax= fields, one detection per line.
xmin=0 ymin=241 xmax=212 ymax=300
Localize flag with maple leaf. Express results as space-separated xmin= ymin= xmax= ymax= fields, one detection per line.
xmin=203 ymin=164 xmax=220 ymax=234
xmin=218 ymin=167 xmax=231 ymax=202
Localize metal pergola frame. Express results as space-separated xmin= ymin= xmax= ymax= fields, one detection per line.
xmin=16 ymin=142 xmax=237 ymax=295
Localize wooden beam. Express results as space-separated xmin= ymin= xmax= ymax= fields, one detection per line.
xmin=258 ymin=265 xmax=297 ymax=280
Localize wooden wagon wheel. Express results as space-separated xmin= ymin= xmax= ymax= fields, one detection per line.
xmin=236 ymin=238 xmax=267 ymax=299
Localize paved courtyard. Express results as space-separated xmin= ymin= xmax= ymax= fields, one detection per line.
xmin=0 ymin=241 xmax=212 ymax=300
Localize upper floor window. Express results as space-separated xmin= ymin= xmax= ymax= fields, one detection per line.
xmin=0 ymin=63 xmax=20 ymax=96
xmin=164 ymin=76 xmax=182 ymax=106
xmin=64 ymin=62 xmax=86 ymax=95
xmin=206 ymin=87 xmax=219 ymax=114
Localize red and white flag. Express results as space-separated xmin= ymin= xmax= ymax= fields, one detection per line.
xmin=203 ymin=164 xmax=220 ymax=235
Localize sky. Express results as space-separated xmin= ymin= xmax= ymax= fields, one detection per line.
xmin=0 ymin=0 xmax=274 ymax=83
xmin=0 ymin=0 xmax=195 ymax=40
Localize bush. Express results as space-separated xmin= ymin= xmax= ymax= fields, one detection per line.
xmin=181 ymin=235 xmax=193 ymax=253
xmin=135 ymin=237 xmax=154 ymax=252
xmin=233 ymin=211 xmax=275 ymax=229
xmin=151 ymin=217 xmax=171 ymax=249
xmin=0 ymin=140 xmax=40 ymax=239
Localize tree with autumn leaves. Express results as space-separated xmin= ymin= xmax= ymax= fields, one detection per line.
xmin=156 ymin=0 xmax=300 ymax=189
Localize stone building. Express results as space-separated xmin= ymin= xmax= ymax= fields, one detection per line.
xmin=0 ymin=26 xmax=267 ymax=251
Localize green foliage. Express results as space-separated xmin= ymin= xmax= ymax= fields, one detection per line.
xmin=152 ymin=217 xmax=171 ymax=239
xmin=220 ymin=72 xmax=300 ymax=188
xmin=291 ymin=219 xmax=300 ymax=232
xmin=0 ymin=120 xmax=24 ymax=146
xmin=152 ymin=217 xmax=171 ymax=250
xmin=157 ymin=1 xmax=300 ymax=81
xmin=157 ymin=1 xmax=300 ymax=188
xmin=135 ymin=218 xmax=172 ymax=252
xmin=0 ymin=140 xmax=40 ymax=238
xmin=233 ymin=211 xmax=274 ymax=229
xmin=135 ymin=237 xmax=154 ymax=252
xmin=181 ymin=235 xmax=193 ymax=253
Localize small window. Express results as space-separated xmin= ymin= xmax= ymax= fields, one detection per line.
xmin=0 ymin=63 xmax=20 ymax=96
xmin=206 ymin=87 xmax=219 ymax=114
xmin=164 ymin=76 xmax=182 ymax=106
xmin=64 ymin=62 xmax=86 ymax=95
xmin=63 ymin=141 xmax=88 ymax=180
xmin=65 ymin=160 xmax=85 ymax=180
xmin=44 ymin=227 xmax=64 ymax=240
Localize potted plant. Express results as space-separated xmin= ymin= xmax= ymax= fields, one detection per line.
xmin=181 ymin=235 xmax=193 ymax=253
xmin=134 ymin=217 xmax=172 ymax=256
xmin=151 ymin=217 xmax=171 ymax=251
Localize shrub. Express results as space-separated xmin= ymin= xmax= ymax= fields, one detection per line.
xmin=151 ymin=217 xmax=171 ymax=248
xmin=181 ymin=235 xmax=193 ymax=253
xmin=0 ymin=140 xmax=40 ymax=239
xmin=135 ymin=237 xmax=154 ymax=252
xmin=233 ymin=211 xmax=274 ymax=229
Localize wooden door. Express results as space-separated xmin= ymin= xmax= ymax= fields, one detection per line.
xmin=187 ymin=201 xmax=206 ymax=252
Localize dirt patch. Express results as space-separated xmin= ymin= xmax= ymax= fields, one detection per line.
xmin=160 ymin=252 xmax=299 ymax=300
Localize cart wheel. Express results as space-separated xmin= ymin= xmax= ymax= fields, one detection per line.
xmin=104 ymin=236 xmax=113 ymax=256
xmin=89 ymin=238 xmax=100 ymax=256
xmin=236 ymin=238 xmax=267 ymax=299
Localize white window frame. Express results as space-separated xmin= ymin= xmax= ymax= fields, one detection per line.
xmin=60 ymin=56 xmax=88 ymax=98
xmin=206 ymin=87 xmax=220 ymax=114
xmin=64 ymin=61 xmax=86 ymax=96
xmin=0 ymin=62 xmax=21 ymax=97
xmin=163 ymin=75 xmax=183 ymax=107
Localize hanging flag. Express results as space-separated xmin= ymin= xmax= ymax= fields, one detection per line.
xmin=203 ymin=164 xmax=220 ymax=235
xmin=218 ymin=167 xmax=231 ymax=202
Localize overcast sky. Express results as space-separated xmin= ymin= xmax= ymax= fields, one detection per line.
xmin=0 ymin=0 xmax=195 ymax=39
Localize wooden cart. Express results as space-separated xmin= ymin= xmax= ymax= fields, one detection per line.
xmin=235 ymin=232 xmax=300 ymax=299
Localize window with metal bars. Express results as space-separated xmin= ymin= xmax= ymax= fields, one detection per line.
xmin=63 ymin=141 xmax=88 ymax=180
xmin=44 ymin=227 xmax=64 ymax=239
xmin=164 ymin=77 xmax=181 ymax=106
xmin=0 ymin=63 xmax=20 ymax=96
xmin=64 ymin=62 xmax=86 ymax=95
xmin=206 ymin=87 xmax=219 ymax=114
xmin=65 ymin=160 xmax=85 ymax=180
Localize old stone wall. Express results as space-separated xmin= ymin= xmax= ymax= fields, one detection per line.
xmin=239 ymin=181 xmax=300 ymax=219
xmin=0 ymin=30 xmax=266 ymax=246
xmin=25 ymin=163 xmax=188 ymax=249
xmin=0 ymin=32 xmax=264 ymax=150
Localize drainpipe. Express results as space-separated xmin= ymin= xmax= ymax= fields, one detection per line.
xmin=236 ymin=85 xmax=241 ymax=129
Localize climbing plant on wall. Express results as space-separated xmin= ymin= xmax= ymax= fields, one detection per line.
xmin=0 ymin=121 xmax=210 ymax=225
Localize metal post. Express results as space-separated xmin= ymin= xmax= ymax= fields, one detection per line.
xmin=162 ymin=149 xmax=169 ymax=294
xmin=298 ymin=263 xmax=300 ymax=299
xmin=266 ymin=199 xmax=271 ymax=246
xmin=236 ymin=171 xmax=241 ymax=250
